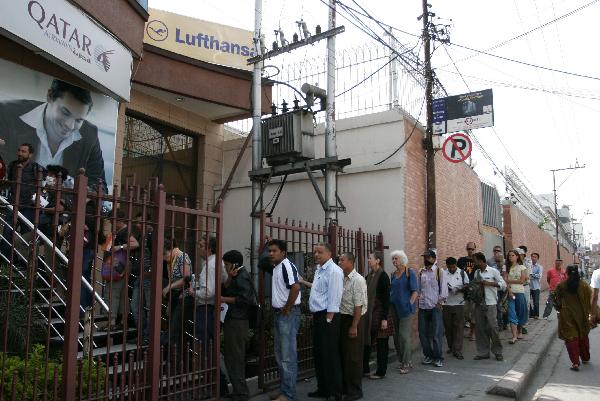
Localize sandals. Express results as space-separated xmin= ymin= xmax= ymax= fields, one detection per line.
xmin=570 ymin=364 xmax=580 ymax=371
xmin=508 ymin=338 xmax=518 ymax=344
xmin=397 ymin=367 xmax=409 ymax=374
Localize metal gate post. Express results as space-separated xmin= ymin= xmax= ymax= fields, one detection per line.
xmin=356 ymin=228 xmax=364 ymax=275
xmin=61 ymin=171 xmax=88 ymax=401
xmin=257 ymin=211 xmax=266 ymax=389
xmin=146 ymin=184 xmax=166 ymax=401
xmin=328 ymin=222 xmax=338 ymax=256
xmin=376 ymin=231 xmax=384 ymax=252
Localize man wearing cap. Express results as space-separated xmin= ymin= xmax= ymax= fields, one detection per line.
xmin=418 ymin=249 xmax=447 ymax=367
xmin=458 ymin=242 xmax=477 ymax=339
xmin=221 ymin=250 xmax=255 ymax=401
xmin=487 ymin=246 xmax=507 ymax=330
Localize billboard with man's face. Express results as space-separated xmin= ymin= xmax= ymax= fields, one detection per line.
xmin=0 ymin=58 xmax=118 ymax=193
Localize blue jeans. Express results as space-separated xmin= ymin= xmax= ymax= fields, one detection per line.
xmin=418 ymin=307 xmax=444 ymax=361
xmin=508 ymin=293 xmax=528 ymax=326
xmin=131 ymin=276 xmax=151 ymax=339
xmin=274 ymin=307 xmax=300 ymax=400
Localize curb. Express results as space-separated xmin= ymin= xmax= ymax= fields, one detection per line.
xmin=486 ymin=319 xmax=558 ymax=401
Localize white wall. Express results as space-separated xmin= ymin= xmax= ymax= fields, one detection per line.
xmin=218 ymin=109 xmax=409 ymax=267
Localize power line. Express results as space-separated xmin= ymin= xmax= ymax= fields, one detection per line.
xmin=448 ymin=41 xmax=600 ymax=81
xmin=440 ymin=0 xmax=600 ymax=67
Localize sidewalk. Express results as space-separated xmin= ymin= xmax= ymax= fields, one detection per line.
xmin=250 ymin=295 xmax=557 ymax=401
xmin=531 ymin=317 xmax=600 ymax=401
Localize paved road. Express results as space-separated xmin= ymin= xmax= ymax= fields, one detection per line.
xmin=250 ymin=304 xmax=554 ymax=401
xmin=526 ymin=316 xmax=600 ymax=401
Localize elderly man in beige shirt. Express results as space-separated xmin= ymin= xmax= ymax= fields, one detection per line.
xmin=338 ymin=252 xmax=368 ymax=401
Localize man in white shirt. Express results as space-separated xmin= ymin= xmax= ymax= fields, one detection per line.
xmin=268 ymin=239 xmax=301 ymax=401
xmin=529 ymin=252 xmax=543 ymax=319
xmin=472 ymin=252 xmax=506 ymax=361
xmin=338 ymin=252 xmax=367 ymax=401
xmin=443 ymin=257 xmax=469 ymax=360
xmin=306 ymin=243 xmax=344 ymax=401
xmin=191 ymin=236 xmax=229 ymax=395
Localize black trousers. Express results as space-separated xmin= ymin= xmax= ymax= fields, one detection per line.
xmin=363 ymin=338 xmax=389 ymax=376
xmin=313 ymin=311 xmax=342 ymax=397
xmin=340 ymin=314 xmax=364 ymax=397
xmin=224 ymin=319 xmax=250 ymax=400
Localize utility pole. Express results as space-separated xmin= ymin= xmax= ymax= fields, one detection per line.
xmin=386 ymin=29 xmax=399 ymax=110
xmin=550 ymin=161 xmax=585 ymax=260
xmin=325 ymin=0 xmax=337 ymax=226
xmin=251 ymin=0 xmax=263 ymax=284
xmin=422 ymin=0 xmax=436 ymax=249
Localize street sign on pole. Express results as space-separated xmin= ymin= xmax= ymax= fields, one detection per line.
xmin=433 ymin=89 xmax=494 ymax=134
xmin=442 ymin=133 xmax=472 ymax=163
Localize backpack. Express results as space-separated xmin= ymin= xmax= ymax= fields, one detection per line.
xmin=464 ymin=269 xmax=485 ymax=305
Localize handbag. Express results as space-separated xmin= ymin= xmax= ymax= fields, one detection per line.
xmin=101 ymin=249 xmax=127 ymax=281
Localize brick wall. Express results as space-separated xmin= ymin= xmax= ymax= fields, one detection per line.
xmin=403 ymin=120 xmax=427 ymax=267
xmin=403 ymin=123 xmax=484 ymax=267
xmin=503 ymin=204 xmax=571 ymax=290
xmin=434 ymin=152 xmax=484 ymax=262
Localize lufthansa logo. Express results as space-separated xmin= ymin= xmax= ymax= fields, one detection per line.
xmin=147 ymin=20 xmax=168 ymax=42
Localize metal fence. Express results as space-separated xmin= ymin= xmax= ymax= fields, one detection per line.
xmin=226 ymin=41 xmax=426 ymax=135
xmin=256 ymin=213 xmax=384 ymax=389
xmin=0 ymin=169 xmax=223 ymax=401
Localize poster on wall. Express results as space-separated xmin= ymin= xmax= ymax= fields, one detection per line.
xmin=0 ymin=58 xmax=118 ymax=193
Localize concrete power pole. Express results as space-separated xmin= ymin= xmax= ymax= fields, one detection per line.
xmin=325 ymin=0 xmax=337 ymax=226
xmin=422 ymin=0 xmax=436 ymax=249
xmin=251 ymin=0 xmax=262 ymax=283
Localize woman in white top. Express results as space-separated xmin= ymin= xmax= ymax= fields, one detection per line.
xmin=505 ymin=250 xmax=529 ymax=344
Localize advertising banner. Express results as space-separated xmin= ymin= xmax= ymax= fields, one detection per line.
xmin=144 ymin=8 xmax=255 ymax=71
xmin=0 ymin=0 xmax=133 ymax=101
xmin=0 ymin=58 xmax=118 ymax=193
xmin=433 ymin=89 xmax=494 ymax=134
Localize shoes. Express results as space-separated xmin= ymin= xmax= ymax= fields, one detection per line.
xmin=324 ymin=396 xmax=343 ymax=401
xmin=345 ymin=394 xmax=363 ymax=401
xmin=570 ymin=364 xmax=580 ymax=371
xmin=465 ymin=322 xmax=470 ymax=328
xmin=308 ymin=390 xmax=329 ymax=398
xmin=522 ymin=327 xmax=528 ymax=334
xmin=508 ymin=339 xmax=518 ymax=344
xmin=275 ymin=395 xmax=291 ymax=401
xmin=495 ymin=354 xmax=504 ymax=361
xmin=474 ymin=355 xmax=490 ymax=360
xmin=269 ymin=391 xmax=282 ymax=400
xmin=422 ymin=356 xmax=433 ymax=365
xmin=446 ymin=349 xmax=453 ymax=354
xmin=433 ymin=360 xmax=443 ymax=367
xmin=369 ymin=374 xmax=384 ymax=380
xmin=453 ymin=353 xmax=464 ymax=360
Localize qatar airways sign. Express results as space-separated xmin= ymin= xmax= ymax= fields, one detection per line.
xmin=0 ymin=0 xmax=132 ymax=101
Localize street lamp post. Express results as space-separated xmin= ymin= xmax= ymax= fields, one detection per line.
xmin=550 ymin=161 xmax=585 ymax=260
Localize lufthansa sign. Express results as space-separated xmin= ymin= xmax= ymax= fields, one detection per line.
xmin=144 ymin=8 xmax=255 ymax=71
xmin=0 ymin=0 xmax=133 ymax=101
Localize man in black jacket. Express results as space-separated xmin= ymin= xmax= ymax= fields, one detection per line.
xmin=0 ymin=79 xmax=107 ymax=193
xmin=221 ymin=250 xmax=255 ymax=401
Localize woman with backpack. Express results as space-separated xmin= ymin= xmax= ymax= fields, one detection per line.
xmin=505 ymin=249 xmax=529 ymax=344
xmin=389 ymin=250 xmax=418 ymax=374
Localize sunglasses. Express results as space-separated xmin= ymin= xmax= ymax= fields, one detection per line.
xmin=493 ymin=249 xmax=501 ymax=252
xmin=466 ymin=248 xmax=475 ymax=251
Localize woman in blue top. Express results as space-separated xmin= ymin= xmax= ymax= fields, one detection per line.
xmin=390 ymin=250 xmax=418 ymax=374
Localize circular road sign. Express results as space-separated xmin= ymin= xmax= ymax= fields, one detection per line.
xmin=442 ymin=133 xmax=472 ymax=163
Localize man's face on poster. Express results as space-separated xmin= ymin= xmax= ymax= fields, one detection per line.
xmin=45 ymin=91 xmax=90 ymax=141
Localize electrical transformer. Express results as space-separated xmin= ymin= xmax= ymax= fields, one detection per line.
xmin=261 ymin=109 xmax=315 ymax=165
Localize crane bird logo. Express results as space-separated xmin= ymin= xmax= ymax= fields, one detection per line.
xmin=93 ymin=46 xmax=115 ymax=72
xmin=146 ymin=20 xmax=169 ymax=42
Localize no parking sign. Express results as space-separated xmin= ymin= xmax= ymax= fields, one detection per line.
xmin=442 ymin=133 xmax=472 ymax=163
